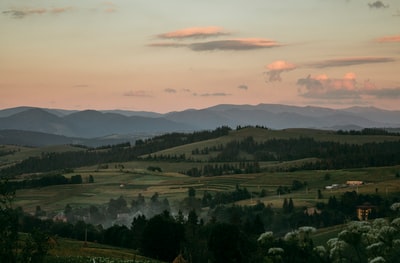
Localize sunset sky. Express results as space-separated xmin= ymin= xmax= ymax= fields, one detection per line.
xmin=1 ymin=0 xmax=399 ymax=113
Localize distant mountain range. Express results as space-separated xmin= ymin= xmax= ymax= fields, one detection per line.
xmin=0 ymin=104 xmax=399 ymax=146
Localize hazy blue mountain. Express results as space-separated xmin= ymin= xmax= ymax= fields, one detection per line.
xmin=0 ymin=108 xmax=195 ymax=138
xmin=0 ymin=108 xmax=73 ymax=135
xmin=0 ymin=106 xmax=37 ymax=118
xmin=341 ymin=106 xmax=400 ymax=125
xmin=0 ymin=104 xmax=399 ymax=145
xmin=0 ymin=106 xmax=77 ymax=118
xmin=164 ymin=104 xmax=395 ymax=130
xmin=101 ymin=110 xmax=163 ymax=118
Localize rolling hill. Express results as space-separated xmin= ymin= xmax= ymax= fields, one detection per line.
xmin=0 ymin=104 xmax=399 ymax=147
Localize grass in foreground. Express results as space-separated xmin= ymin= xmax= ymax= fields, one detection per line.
xmin=46 ymin=238 xmax=160 ymax=263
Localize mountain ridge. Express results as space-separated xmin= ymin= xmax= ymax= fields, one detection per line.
xmin=0 ymin=104 xmax=399 ymax=143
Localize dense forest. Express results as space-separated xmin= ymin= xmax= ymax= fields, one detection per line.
xmin=2 ymin=178 xmax=400 ymax=262
xmin=0 ymin=126 xmax=231 ymax=178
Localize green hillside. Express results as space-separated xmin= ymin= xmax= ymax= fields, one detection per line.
xmin=150 ymin=127 xmax=400 ymax=161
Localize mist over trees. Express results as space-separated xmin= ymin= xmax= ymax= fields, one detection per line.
xmin=2 ymin=126 xmax=400 ymax=261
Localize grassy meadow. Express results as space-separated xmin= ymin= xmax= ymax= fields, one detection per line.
xmin=12 ymin=160 xmax=400 ymax=215
xmin=46 ymin=237 xmax=157 ymax=262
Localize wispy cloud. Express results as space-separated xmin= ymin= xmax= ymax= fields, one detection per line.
xmin=151 ymin=26 xmax=281 ymax=52
xmin=157 ymin=26 xmax=228 ymax=39
xmin=189 ymin=38 xmax=281 ymax=51
xmin=123 ymin=90 xmax=153 ymax=97
xmin=376 ymin=35 xmax=400 ymax=43
xmin=237 ymin=84 xmax=248 ymax=90
xmin=164 ymin=88 xmax=177 ymax=93
xmin=150 ymin=38 xmax=281 ymax=51
xmin=308 ymin=57 xmax=395 ymax=68
xmin=103 ymin=2 xmax=117 ymax=13
xmin=148 ymin=42 xmax=187 ymax=48
xmin=2 ymin=7 xmax=73 ymax=18
xmin=368 ymin=1 xmax=389 ymax=9
xmin=193 ymin=92 xmax=231 ymax=97
xmin=365 ymin=87 xmax=400 ymax=98
xmin=264 ymin=60 xmax=296 ymax=82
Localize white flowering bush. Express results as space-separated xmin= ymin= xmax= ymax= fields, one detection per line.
xmin=390 ymin=217 xmax=400 ymax=229
xmin=258 ymin=231 xmax=274 ymax=243
xmin=44 ymin=256 xmax=156 ymax=263
xmin=313 ymin=245 xmax=327 ymax=258
xmin=369 ymin=256 xmax=386 ymax=263
xmin=326 ymin=217 xmax=400 ymax=263
xmin=268 ymin=247 xmax=284 ymax=255
xmin=390 ymin=202 xmax=400 ymax=212
xmin=327 ymin=237 xmax=349 ymax=261
xmin=283 ymin=230 xmax=298 ymax=242
xmin=298 ymin=226 xmax=316 ymax=234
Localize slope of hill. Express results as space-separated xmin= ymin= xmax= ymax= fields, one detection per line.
xmin=0 ymin=129 xmax=147 ymax=147
xmin=148 ymin=127 xmax=400 ymax=163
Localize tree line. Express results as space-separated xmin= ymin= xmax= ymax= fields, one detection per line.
xmin=207 ymin=136 xmax=400 ymax=171
xmin=183 ymin=162 xmax=261 ymax=177
xmin=336 ymin=127 xmax=400 ymax=136
xmin=3 ymin=175 xmax=400 ymax=262
xmin=0 ymin=126 xmax=231 ymax=179
xmin=2 ymin=128 xmax=400 ymax=179
xmin=5 ymin=174 xmax=92 ymax=191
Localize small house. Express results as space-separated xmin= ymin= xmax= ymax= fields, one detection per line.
xmin=356 ymin=203 xmax=376 ymax=221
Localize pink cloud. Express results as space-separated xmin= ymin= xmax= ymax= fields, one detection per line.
xmin=158 ymin=26 xmax=228 ymax=39
xmin=309 ymin=57 xmax=395 ymax=68
xmin=297 ymin=73 xmax=359 ymax=99
xmin=102 ymin=2 xmax=117 ymax=13
xmin=51 ymin=7 xmax=72 ymax=14
xmin=266 ymin=60 xmax=296 ymax=71
xmin=298 ymin=73 xmax=400 ymax=100
xmin=264 ymin=60 xmax=296 ymax=82
xmin=123 ymin=90 xmax=153 ymax=97
xmin=376 ymin=35 xmax=400 ymax=43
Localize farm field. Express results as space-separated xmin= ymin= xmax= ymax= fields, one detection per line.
xmin=45 ymin=237 xmax=158 ymax=262
xmin=13 ymin=160 xmax=400 ymax=215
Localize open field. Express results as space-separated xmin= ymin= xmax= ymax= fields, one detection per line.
xmin=13 ymin=160 xmax=400 ymax=215
xmin=47 ymin=237 xmax=156 ymax=261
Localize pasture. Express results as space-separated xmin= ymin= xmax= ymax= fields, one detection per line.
xmin=44 ymin=237 xmax=159 ymax=262
xmin=13 ymin=159 xmax=400 ymax=216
